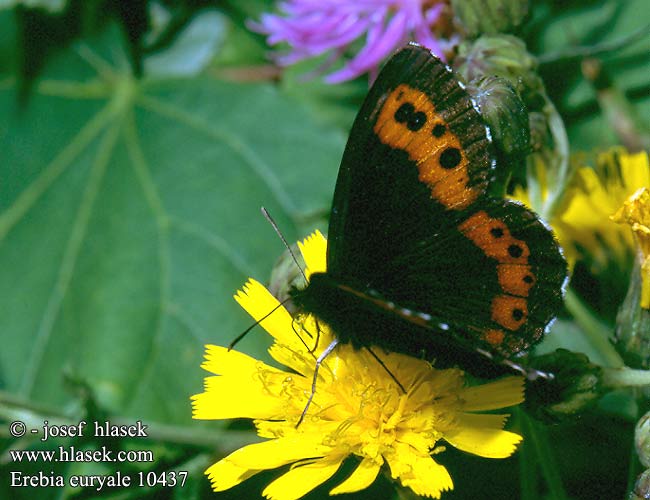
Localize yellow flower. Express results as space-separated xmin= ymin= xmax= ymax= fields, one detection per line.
xmin=612 ymin=187 xmax=650 ymax=309
xmin=514 ymin=148 xmax=650 ymax=270
xmin=192 ymin=231 xmax=524 ymax=499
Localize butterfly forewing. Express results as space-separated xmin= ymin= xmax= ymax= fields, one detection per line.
xmin=327 ymin=45 xmax=495 ymax=276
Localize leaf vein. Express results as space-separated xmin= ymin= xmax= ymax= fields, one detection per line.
xmin=21 ymin=123 xmax=119 ymax=396
xmin=135 ymin=94 xmax=298 ymax=215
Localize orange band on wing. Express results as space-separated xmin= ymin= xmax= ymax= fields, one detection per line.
xmin=460 ymin=210 xmax=538 ymax=331
xmin=482 ymin=328 xmax=506 ymax=347
xmin=458 ymin=211 xmax=530 ymax=264
xmin=373 ymin=84 xmax=480 ymax=210
xmin=491 ymin=295 xmax=528 ymax=331
xmin=497 ymin=264 xmax=535 ymax=297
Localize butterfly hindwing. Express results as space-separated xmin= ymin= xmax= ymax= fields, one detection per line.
xmin=451 ymin=199 xmax=567 ymax=354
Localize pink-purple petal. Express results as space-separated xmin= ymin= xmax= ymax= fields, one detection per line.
xmin=348 ymin=10 xmax=409 ymax=72
xmin=252 ymin=0 xmax=452 ymax=83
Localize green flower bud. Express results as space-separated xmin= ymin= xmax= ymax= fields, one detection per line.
xmin=631 ymin=469 xmax=650 ymax=500
xmin=466 ymin=75 xmax=529 ymax=195
xmin=467 ymin=76 xmax=530 ymax=159
xmin=268 ymin=245 xmax=305 ymax=314
xmin=455 ymin=35 xmax=543 ymax=107
xmin=451 ymin=0 xmax=529 ymax=37
xmin=455 ymin=35 xmax=570 ymax=217
xmin=636 ymin=412 xmax=650 ymax=468
xmin=524 ymin=349 xmax=603 ymax=422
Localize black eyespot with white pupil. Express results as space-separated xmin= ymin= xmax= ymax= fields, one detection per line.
xmin=408 ymin=111 xmax=427 ymax=131
xmin=394 ymin=102 xmax=427 ymax=132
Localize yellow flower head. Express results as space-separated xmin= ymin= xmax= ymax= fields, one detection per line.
xmin=514 ymin=149 xmax=650 ymax=270
xmin=612 ymin=187 xmax=650 ymax=309
xmin=192 ymin=231 xmax=524 ymax=500
xmin=560 ymin=149 xmax=649 ymax=269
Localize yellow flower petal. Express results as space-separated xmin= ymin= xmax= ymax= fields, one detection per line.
xmin=444 ymin=413 xmax=522 ymax=458
xmin=386 ymin=443 xmax=453 ymax=499
xmin=192 ymin=376 xmax=283 ymax=420
xmin=191 ymin=346 xmax=286 ymax=419
xmin=405 ymin=458 xmax=453 ymax=499
xmin=235 ymin=279 xmax=328 ymax=372
xmin=198 ymin=344 xmax=266 ymax=376
xmin=297 ymin=230 xmax=327 ymax=276
xmin=459 ymin=376 xmax=525 ymax=411
xmin=205 ymin=440 xmax=334 ymax=494
xmin=267 ymin=343 xmax=315 ymax=378
xmin=205 ymin=458 xmax=258 ymax=491
xmin=263 ymin=458 xmax=344 ymax=500
xmin=397 ymin=430 xmax=440 ymax=455
xmin=620 ymin=150 xmax=650 ymax=190
xmin=215 ymin=437 xmax=330 ymax=470
xmin=513 ymin=148 xmax=650 ymax=270
xmin=612 ymin=187 xmax=650 ymax=308
xmin=329 ymin=457 xmax=381 ymax=495
xmin=234 ymin=279 xmax=299 ymax=347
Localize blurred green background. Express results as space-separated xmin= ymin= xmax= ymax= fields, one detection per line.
xmin=0 ymin=1 xmax=649 ymax=498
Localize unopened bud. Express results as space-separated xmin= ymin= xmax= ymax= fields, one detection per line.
xmin=452 ymin=0 xmax=529 ymax=37
xmin=525 ymin=349 xmax=602 ymax=422
xmin=268 ymin=245 xmax=305 ymax=314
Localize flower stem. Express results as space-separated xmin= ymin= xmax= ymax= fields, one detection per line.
xmin=0 ymin=390 xmax=257 ymax=451
xmin=540 ymin=101 xmax=572 ymax=221
xmin=602 ymin=367 xmax=650 ymax=389
xmin=564 ymin=289 xmax=625 ymax=368
xmin=521 ymin=413 xmax=570 ymax=500
xmin=538 ymin=23 xmax=650 ymax=66
xmin=627 ymin=416 xmax=642 ymax=498
xmin=517 ymin=410 xmax=539 ymax=500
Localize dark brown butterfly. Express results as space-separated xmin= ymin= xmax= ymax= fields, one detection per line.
xmin=290 ymin=44 xmax=567 ymax=379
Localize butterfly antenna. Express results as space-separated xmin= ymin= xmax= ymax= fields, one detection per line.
xmin=229 ymin=297 xmax=292 ymax=350
xmin=365 ymin=347 xmax=407 ymax=394
xmin=296 ymin=338 xmax=339 ymax=428
xmin=261 ymin=207 xmax=308 ymax=284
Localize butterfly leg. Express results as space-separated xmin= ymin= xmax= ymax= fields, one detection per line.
xmin=310 ymin=317 xmax=323 ymax=354
xmin=289 ymin=315 xmax=323 ymax=358
xmin=296 ymin=338 xmax=339 ymax=428
xmin=365 ymin=346 xmax=407 ymax=394
xmin=291 ymin=316 xmax=317 ymax=358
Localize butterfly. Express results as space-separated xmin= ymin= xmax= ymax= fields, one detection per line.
xmin=290 ymin=44 xmax=568 ymax=380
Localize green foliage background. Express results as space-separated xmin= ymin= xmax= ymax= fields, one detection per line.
xmin=0 ymin=1 xmax=649 ymax=498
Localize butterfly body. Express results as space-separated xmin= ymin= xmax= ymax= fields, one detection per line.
xmin=291 ymin=44 xmax=567 ymax=377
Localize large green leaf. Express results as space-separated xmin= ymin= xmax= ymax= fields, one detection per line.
xmin=0 ymin=25 xmax=343 ymax=424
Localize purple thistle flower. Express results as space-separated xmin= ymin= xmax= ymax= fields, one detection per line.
xmin=249 ymin=0 xmax=455 ymax=83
